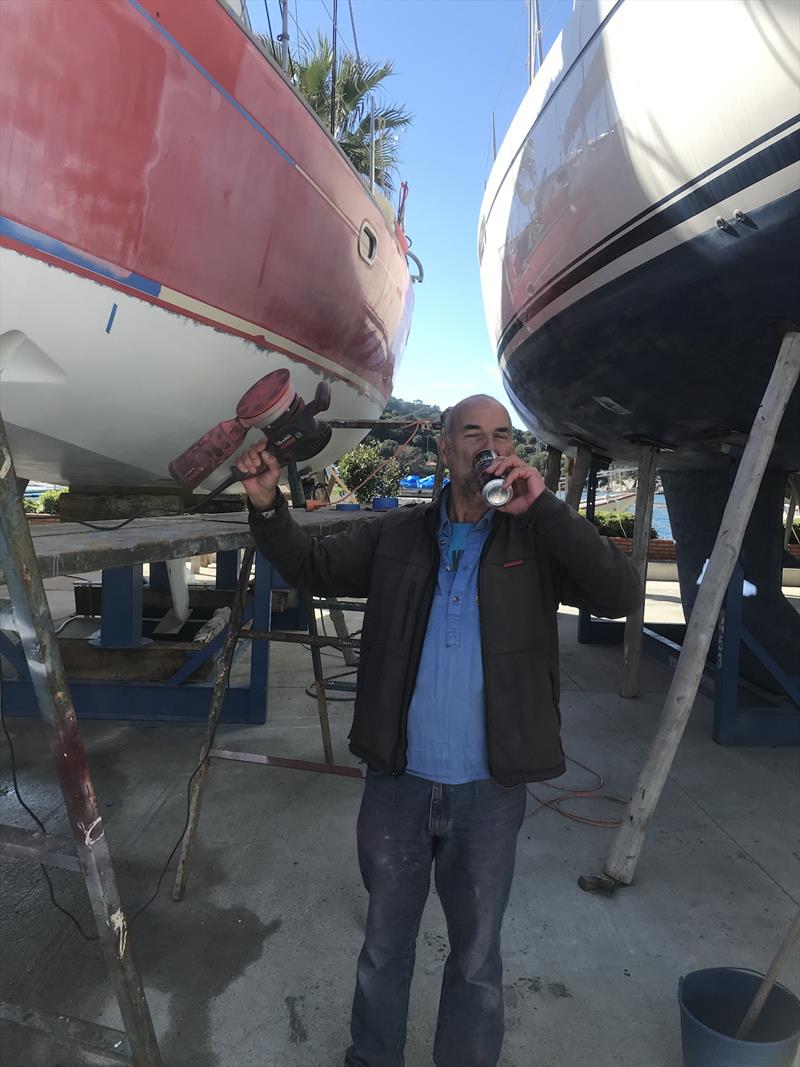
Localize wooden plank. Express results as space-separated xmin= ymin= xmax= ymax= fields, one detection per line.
xmin=565 ymin=444 xmax=592 ymax=511
xmin=603 ymin=332 xmax=800 ymax=886
xmin=13 ymin=509 xmax=380 ymax=579
xmin=57 ymin=639 xmax=213 ymax=681
xmin=544 ymin=447 xmax=562 ymax=492
xmin=620 ymin=445 xmax=658 ymax=698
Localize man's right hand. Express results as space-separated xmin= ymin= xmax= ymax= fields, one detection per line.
xmin=237 ymin=442 xmax=281 ymax=512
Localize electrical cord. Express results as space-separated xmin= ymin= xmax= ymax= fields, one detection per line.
xmin=305 ymin=667 xmax=358 ymax=701
xmin=525 ymin=755 xmax=627 ymax=828
xmin=0 ymin=669 xmax=99 ymax=941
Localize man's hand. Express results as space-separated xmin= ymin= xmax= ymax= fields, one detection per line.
xmin=487 ymin=455 xmax=547 ymax=515
xmin=236 ymin=442 xmax=281 ymax=512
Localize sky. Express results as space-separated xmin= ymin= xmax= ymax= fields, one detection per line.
xmin=244 ymin=0 xmax=574 ymax=426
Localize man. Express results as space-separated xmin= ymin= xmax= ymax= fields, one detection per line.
xmin=239 ymin=394 xmax=641 ymax=1067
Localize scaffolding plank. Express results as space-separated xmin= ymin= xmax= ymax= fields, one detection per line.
xmin=12 ymin=510 xmax=380 ymax=579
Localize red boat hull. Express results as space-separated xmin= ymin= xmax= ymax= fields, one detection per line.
xmin=0 ymin=0 xmax=413 ymax=485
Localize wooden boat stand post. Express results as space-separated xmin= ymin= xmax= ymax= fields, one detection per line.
xmin=620 ymin=443 xmax=659 ymax=698
xmin=173 ymin=571 xmax=365 ymax=902
xmin=564 ymin=442 xmax=593 ymax=511
xmin=544 ymin=446 xmax=562 ymax=492
xmin=579 ymin=331 xmax=800 ymax=893
xmin=0 ymin=416 xmax=162 ymax=1066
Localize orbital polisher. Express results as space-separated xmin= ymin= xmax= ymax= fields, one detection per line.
xmin=169 ymin=369 xmax=332 ymax=502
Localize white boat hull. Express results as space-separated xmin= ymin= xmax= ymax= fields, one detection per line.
xmin=1 ymin=249 xmax=381 ymax=489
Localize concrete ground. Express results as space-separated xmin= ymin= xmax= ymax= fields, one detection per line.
xmin=1 ymin=579 xmax=799 ymax=1067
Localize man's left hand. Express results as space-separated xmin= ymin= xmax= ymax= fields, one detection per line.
xmin=487 ymin=455 xmax=547 ymax=515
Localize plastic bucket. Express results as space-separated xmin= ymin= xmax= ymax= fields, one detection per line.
xmin=335 ymin=503 xmax=361 ymax=511
xmin=678 ymin=968 xmax=800 ymax=1067
xmin=372 ymin=497 xmax=399 ymax=510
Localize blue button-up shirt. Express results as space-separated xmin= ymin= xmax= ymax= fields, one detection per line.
xmin=405 ymin=491 xmax=493 ymax=784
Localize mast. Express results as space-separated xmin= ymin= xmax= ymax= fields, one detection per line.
xmin=528 ymin=0 xmax=543 ymax=82
xmin=279 ymin=0 xmax=290 ymax=72
xmin=330 ymin=0 xmax=338 ymax=135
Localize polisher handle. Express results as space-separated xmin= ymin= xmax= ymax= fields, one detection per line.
xmin=305 ymin=380 xmax=332 ymax=417
xmin=168 ymin=418 xmax=247 ymax=489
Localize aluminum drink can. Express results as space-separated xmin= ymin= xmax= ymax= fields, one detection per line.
xmin=473 ymin=449 xmax=513 ymax=507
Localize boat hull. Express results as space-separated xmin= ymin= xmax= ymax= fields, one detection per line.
xmin=480 ymin=0 xmax=800 ymax=466
xmin=0 ymin=0 xmax=413 ymax=488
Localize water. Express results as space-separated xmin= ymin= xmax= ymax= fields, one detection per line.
xmin=558 ymin=489 xmax=675 ymax=540
xmin=624 ymin=493 xmax=673 ymax=540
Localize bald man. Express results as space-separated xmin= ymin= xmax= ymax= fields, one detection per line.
xmin=240 ymin=395 xmax=640 ymax=1067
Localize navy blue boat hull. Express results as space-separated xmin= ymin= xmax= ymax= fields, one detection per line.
xmin=501 ymin=188 xmax=800 ymax=468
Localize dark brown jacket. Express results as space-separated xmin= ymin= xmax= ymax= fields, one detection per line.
xmin=249 ymin=489 xmax=641 ymax=784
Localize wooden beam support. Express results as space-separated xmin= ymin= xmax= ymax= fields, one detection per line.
xmin=565 ymin=444 xmax=592 ymax=511
xmin=544 ymin=446 xmax=562 ymax=492
xmin=602 ymin=332 xmax=800 ymax=886
xmin=620 ymin=444 xmax=658 ymax=698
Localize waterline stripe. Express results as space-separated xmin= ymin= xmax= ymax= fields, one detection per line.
xmin=0 ymin=217 xmax=384 ymax=404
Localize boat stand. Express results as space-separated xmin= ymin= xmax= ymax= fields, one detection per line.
xmin=580 ymin=332 xmax=800 ymax=892
xmin=576 ymin=441 xmax=800 ymax=745
xmin=0 ymin=418 xmax=162 ymax=1065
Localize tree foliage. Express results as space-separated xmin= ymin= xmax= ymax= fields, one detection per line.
xmin=258 ymin=32 xmax=412 ymax=193
xmin=357 ymin=397 xmax=548 ymax=480
xmin=337 ymin=441 xmax=403 ymax=505
xmin=37 ymin=489 xmax=65 ymax=515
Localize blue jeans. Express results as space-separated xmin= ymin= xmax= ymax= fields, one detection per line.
xmin=345 ymin=772 xmax=527 ymax=1067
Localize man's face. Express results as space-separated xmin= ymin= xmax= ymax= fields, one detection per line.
xmin=440 ymin=399 xmax=514 ymax=498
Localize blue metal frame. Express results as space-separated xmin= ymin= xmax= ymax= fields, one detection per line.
xmin=1 ymin=552 xmax=274 ymax=724
xmin=95 ymin=565 xmax=149 ymax=648
xmin=575 ymin=461 xmax=799 ymax=745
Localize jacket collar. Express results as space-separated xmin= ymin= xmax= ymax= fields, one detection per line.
xmin=437 ymin=485 xmax=493 ymax=538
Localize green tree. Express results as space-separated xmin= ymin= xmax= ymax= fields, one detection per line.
xmin=337 ymin=442 xmax=404 ymax=505
xmin=259 ymin=33 xmax=412 ymax=193
xmin=37 ymin=489 xmax=64 ymax=515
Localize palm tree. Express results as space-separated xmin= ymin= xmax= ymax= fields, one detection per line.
xmin=258 ymin=32 xmax=412 ymax=193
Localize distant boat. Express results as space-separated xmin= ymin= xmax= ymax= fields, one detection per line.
xmin=0 ymin=0 xmax=416 ymax=491
xmin=479 ymin=0 xmax=799 ymax=468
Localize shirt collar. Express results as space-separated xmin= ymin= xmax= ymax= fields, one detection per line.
xmin=437 ymin=485 xmax=494 ymax=538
